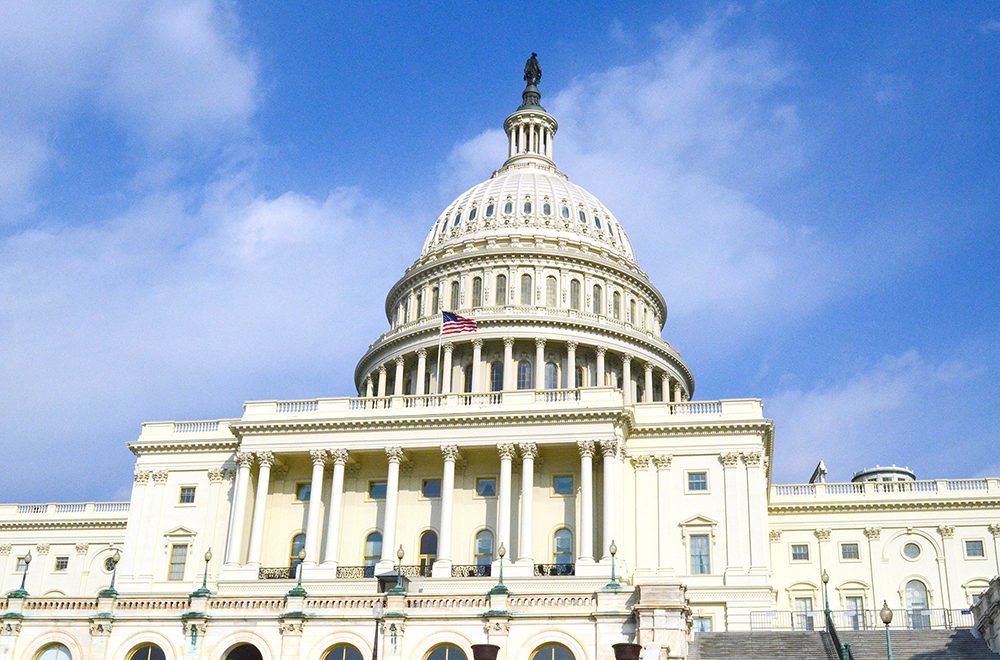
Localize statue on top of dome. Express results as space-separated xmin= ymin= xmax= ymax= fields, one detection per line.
xmin=523 ymin=52 xmax=542 ymax=86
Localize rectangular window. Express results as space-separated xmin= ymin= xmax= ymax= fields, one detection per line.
xmin=295 ymin=482 xmax=311 ymax=501
xmin=846 ymin=596 xmax=865 ymax=630
xmin=841 ymin=543 xmax=860 ymax=560
xmin=692 ymin=617 xmax=713 ymax=633
xmin=167 ymin=544 xmax=188 ymax=581
xmin=795 ymin=597 xmax=815 ymax=631
xmin=16 ymin=557 xmax=28 ymax=572
xmin=368 ymin=481 xmax=387 ymax=500
xmin=476 ymin=477 xmax=497 ymax=497
xmin=54 ymin=556 xmax=69 ymax=571
xmin=965 ymin=540 xmax=985 ymax=558
xmin=553 ymin=475 xmax=574 ymax=495
xmin=178 ymin=486 xmax=196 ymax=504
xmin=791 ymin=544 xmax=810 ymax=561
xmin=687 ymin=472 xmax=708 ymax=492
xmin=421 ymin=478 xmax=441 ymax=498
xmin=690 ymin=534 xmax=710 ymax=574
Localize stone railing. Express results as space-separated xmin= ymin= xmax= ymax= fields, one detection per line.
xmin=752 ymin=608 xmax=975 ymax=631
xmin=405 ymin=595 xmax=489 ymax=609
xmin=770 ymin=478 xmax=1000 ymax=501
xmin=6 ymin=501 xmax=130 ymax=517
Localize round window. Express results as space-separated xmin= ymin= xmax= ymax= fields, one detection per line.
xmin=103 ymin=557 xmax=117 ymax=572
xmin=903 ymin=542 xmax=921 ymax=560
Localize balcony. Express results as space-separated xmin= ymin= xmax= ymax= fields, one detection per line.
xmin=1 ymin=501 xmax=130 ymax=529
xmin=769 ymin=478 xmax=1000 ymax=508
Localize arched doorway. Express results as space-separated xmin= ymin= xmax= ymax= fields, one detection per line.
xmin=225 ymin=644 xmax=264 ymax=660
xmin=418 ymin=530 xmax=438 ymax=576
xmin=906 ymin=579 xmax=930 ymax=629
xmin=531 ymin=643 xmax=576 ymax=660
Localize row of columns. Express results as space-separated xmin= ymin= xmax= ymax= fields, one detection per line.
xmin=222 ymin=438 xmax=625 ymax=572
xmin=364 ymin=338 xmax=689 ymax=403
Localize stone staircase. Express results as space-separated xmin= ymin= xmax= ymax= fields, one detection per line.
xmin=687 ymin=630 xmax=998 ymax=659
xmin=839 ymin=629 xmax=996 ymax=659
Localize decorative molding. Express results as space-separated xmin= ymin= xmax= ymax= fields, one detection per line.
xmin=937 ymin=525 xmax=955 ymax=539
xmin=599 ymin=439 xmax=619 ymax=458
xmin=769 ymin=530 xmax=782 ymax=543
xmin=183 ymin=620 xmax=208 ymax=637
xmin=485 ymin=619 xmax=511 ymax=634
xmin=503 ymin=337 xmax=515 ymax=348
xmin=207 ymin=468 xmax=226 ymax=483
xmin=235 ymin=451 xmax=255 ymax=468
xmin=577 ymin=440 xmax=595 ymax=458
xmin=152 ymin=470 xmax=169 ymax=484
xmin=75 ymin=543 xmax=89 ymax=555
xmin=134 ymin=470 xmax=151 ymax=484
xmin=497 ymin=443 xmax=517 ymax=460
xmin=279 ymin=619 xmax=304 ymax=635
xmin=330 ymin=448 xmax=350 ymax=465
xmin=629 ymin=455 xmax=651 ymax=470
xmin=535 ymin=338 xmax=546 ymax=349
xmin=742 ymin=451 xmax=763 ymax=467
xmin=257 ymin=451 xmax=276 ymax=468
xmin=863 ymin=527 xmax=882 ymax=540
xmin=719 ymin=452 xmax=741 ymax=468
xmin=309 ymin=448 xmax=328 ymax=466
xmin=519 ymin=442 xmax=539 ymax=460
xmin=416 ymin=348 xmax=427 ymax=358
xmin=0 ymin=544 xmax=11 ymax=555
xmin=89 ymin=619 xmax=113 ymax=636
xmin=36 ymin=543 xmax=50 ymax=555
xmin=385 ymin=446 xmax=405 ymax=463
xmin=0 ymin=620 xmax=21 ymax=635
xmin=989 ymin=523 xmax=1000 ymax=538
xmin=814 ymin=528 xmax=832 ymax=542
xmin=440 ymin=445 xmax=461 ymax=462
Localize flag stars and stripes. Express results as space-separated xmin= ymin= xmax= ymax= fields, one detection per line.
xmin=441 ymin=311 xmax=478 ymax=336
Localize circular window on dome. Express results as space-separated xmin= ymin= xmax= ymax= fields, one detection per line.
xmin=453 ymin=212 xmax=462 ymax=227
xmin=578 ymin=210 xmax=586 ymax=223
xmin=561 ymin=205 xmax=570 ymax=219
xmin=485 ymin=203 xmax=495 ymax=217
xmin=504 ymin=200 xmax=513 ymax=214
xmin=903 ymin=542 xmax=921 ymax=560
xmin=542 ymin=202 xmax=551 ymax=216
xmin=523 ymin=200 xmax=532 ymax=214
xmin=469 ymin=207 xmax=477 ymax=221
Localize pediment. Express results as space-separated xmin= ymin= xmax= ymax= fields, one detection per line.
xmin=679 ymin=515 xmax=717 ymax=528
xmin=163 ymin=526 xmax=197 ymax=538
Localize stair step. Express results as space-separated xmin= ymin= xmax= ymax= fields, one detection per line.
xmin=689 ymin=630 xmax=997 ymax=659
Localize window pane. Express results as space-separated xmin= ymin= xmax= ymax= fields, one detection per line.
xmin=422 ymin=479 xmax=441 ymax=498
xmin=545 ymin=276 xmax=557 ymax=306
xmin=517 ymin=361 xmax=533 ymax=389
xmin=553 ymin=475 xmax=574 ymax=495
xmin=365 ymin=532 xmax=382 ymax=564
xmin=570 ymin=280 xmax=581 ymax=309
xmin=792 ymin=544 xmax=810 ymax=561
xmin=168 ymin=544 xmax=188 ymax=581
xmin=477 ymin=478 xmax=496 ymax=497
xmin=688 ymin=472 xmax=708 ymax=491
xmin=36 ymin=644 xmax=72 ymax=660
xmin=966 ymin=540 xmax=985 ymax=557
xmin=472 ymin=277 xmax=482 ymax=307
xmin=544 ymin=362 xmax=558 ymax=389
xmin=179 ymin=486 xmax=196 ymax=504
xmin=495 ymin=275 xmax=507 ymax=305
xmin=420 ymin=531 xmax=438 ymax=555
xmin=296 ymin=483 xmax=311 ymax=501
xmin=324 ymin=645 xmax=364 ymax=660
xmin=490 ymin=363 xmax=503 ymax=392
xmin=369 ymin=481 xmax=387 ymax=499
xmin=693 ymin=618 xmax=713 ymax=633
xmin=521 ymin=274 xmax=532 ymax=304
xmin=55 ymin=556 xmax=69 ymax=571
xmin=691 ymin=535 xmax=710 ymax=574
xmin=841 ymin=543 xmax=860 ymax=560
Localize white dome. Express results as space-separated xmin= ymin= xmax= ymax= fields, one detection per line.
xmin=422 ymin=166 xmax=637 ymax=264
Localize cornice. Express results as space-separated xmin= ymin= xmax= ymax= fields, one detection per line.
xmin=0 ymin=520 xmax=127 ymax=531
xmin=768 ymin=499 xmax=1000 ymax=514
xmin=629 ymin=421 xmax=773 ymax=437
xmin=129 ymin=439 xmax=239 ymax=456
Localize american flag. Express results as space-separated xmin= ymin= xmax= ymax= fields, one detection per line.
xmin=441 ymin=311 xmax=478 ymax=336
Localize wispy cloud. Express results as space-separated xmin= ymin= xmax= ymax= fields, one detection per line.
xmin=980 ymin=19 xmax=1000 ymax=33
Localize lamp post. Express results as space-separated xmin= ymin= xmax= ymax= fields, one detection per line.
xmin=388 ymin=545 xmax=405 ymax=594
xmin=287 ymin=549 xmax=307 ymax=597
xmin=191 ymin=549 xmax=213 ymax=598
xmin=98 ymin=549 xmax=122 ymax=598
xmin=8 ymin=551 xmax=32 ymax=598
xmin=880 ymin=600 xmax=894 ymax=660
xmin=604 ymin=541 xmax=620 ymax=592
xmin=822 ymin=570 xmax=830 ymax=617
xmin=489 ymin=543 xmax=508 ymax=595
xmin=371 ymin=600 xmax=384 ymax=660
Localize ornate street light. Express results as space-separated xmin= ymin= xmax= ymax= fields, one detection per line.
xmin=880 ymin=600 xmax=894 ymax=660
xmin=388 ymin=545 xmax=406 ymax=594
xmin=604 ymin=541 xmax=620 ymax=592
xmin=821 ymin=569 xmax=830 ymax=616
xmin=7 ymin=551 xmax=32 ymax=598
xmin=98 ymin=549 xmax=122 ymax=598
xmin=371 ymin=600 xmax=385 ymax=660
xmin=190 ymin=549 xmax=213 ymax=598
xmin=489 ymin=543 xmax=508 ymax=595
xmin=287 ymin=549 xmax=307 ymax=597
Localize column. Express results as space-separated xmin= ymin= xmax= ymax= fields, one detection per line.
xmin=377 ymin=365 xmax=387 ymax=397
xmin=518 ymin=443 xmax=538 ymax=563
xmin=743 ymin=451 xmax=768 ymax=571
xmin=502 ymin=337 xmax=515 ymax=391
xmin=497 ymin=444 xmax=516 ymax=555
xmin=720 ymin=452 xmax=748 ymax=572
xmin=622 ymin=355 xmax=633 ymax=403
xmin=303 ymin=449 xmax=327 ymax=566
xmin=224 ymin=451 xmax=254 ymax=566
xmin=644 ymin=363 xmax=654 ymax=402
xmin=380 ymin=447 xmax=404 ymax=565
xmin=535 ymin=338 xmax=545 ymax=389
xmin=661 ymin=373 xmax=670 ymax=402
xmin=578 ymin=441 xmax=595 ymax=562
xmin=415 ymin=349 xmax=427 ymax=396
xmin=434 ymin=445 xmax=459 ymax=576
xmin=596 ymin=347 xmax=606 ymax=387
xmin=672 ymin=381 xmax=682 ymax=402
xmin=393 ymin=356 xmax=405 ymax=396
xmin=441 ymin=343 xmax=454 ymax=394
xmin=323 ymin=449 xmax=349 ymax=566
xmin=654 ymin=455 xmax=673 ymax=572
xmin=245 ymin=451 xmax=274 ymax=568
xmin=566 ymin=341 xmax=577 ymax=388
xmin=365 ymin=376 xmax=373 ymax=398
xmin=471 ymin=339 xmax=483 ymax=393
xmin=600 ymin=439 xmax=618 ymax=559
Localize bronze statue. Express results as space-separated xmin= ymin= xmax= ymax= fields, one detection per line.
xmin=523 ymin=52 xmax=541 ymax=86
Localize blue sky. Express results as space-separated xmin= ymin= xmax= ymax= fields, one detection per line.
xmin=1 ymin=2 xmax=998 ymax=502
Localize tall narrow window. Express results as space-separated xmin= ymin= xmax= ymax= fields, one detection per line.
xmin=475 ymin=530 xmax=494 ymax=568
xmin=520 ymin=273 xmax=533 ymax=305
xmin=364 ymin=532 xmax=382 ymax=574
xmin=472 ymin=277 xmax=483 ymax=307
xmin=592 ymin=284 xmax=603 ymax=315
xmin=450 ymin=281 xmax=460 ymax=310
xmin=576 ymin=366 xmax=587 ymax=388
xmin=486 ymin=203 xmax=495 ymax=217
xmin=523 ymin=200 xmax=532 ymax=214
xmin=545 ymin=276 xmax=557 ymax=306
xmin=464 ymin=364 xmax=473 ymax=393
xmin=289 ymin=533 xmax=306 ymax=571
xmin=517 ymin=360 xmax=533 ymax=389
xmin=613 ymin=291 xmax=621 ymax=319
xmin=432 ymin=287 xmax=440 ymax=314
xmin=489 ymin=362 xmax=504 ymax=392
xmin=469 ymin=206 xmax=477 ymax=221
xmin=415 ymin=291 xmax=423 ymax=318
xmin=629 ymin=299 xmax=636 ymax=323
xmin=418 ymin=530 xmax=438 ymax=577
xmin=168 ymin=544 xmax=188 ymax=581
xmin=690 ymin=534 xmax=710 ymax=574
xmin=495 ymin=274 xmax=507 ymax=305
xmin=907 ymin=580 xmax=930 ymax=629
xmin=504 ymin=200 xmax=513 ymax=214
xmin=570 ymin=279 xmax=581 ymax=310
xmin=544 ymin=362 xmax=559 ymax=389
xmin=554 ymin=528 xmax=573 ymax=565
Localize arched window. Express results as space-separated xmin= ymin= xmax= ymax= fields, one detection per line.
xmin=629 ymin=299 xmax=636 ymax=323
xmin=418 ymin=530 xmax=438 ymax=577
xmin=545 ymin=276 xmax=557 ymax=306
xmin=523 ymin=200 xmax=532 ymax=214
xmin=594 ymin=214 xmax=602 ymax=229
xmin=225 ymin=645 xmax=264 ymax=660
xmin=489 ymin=362 xmax=504 ymax=392
xmin=486 ymin=203 xmax=495 ymax=217
xmin=469 ymin=206 xmax=477 ymax=221
xmin=472 ymin=277 xmax=483 ymax=307
xmin=35 ymin=644 xmax=72 ymax=660
xmin=592 ymin=284 xmax=603 ymax=315
xmin=475 ymin=529 xmax=494 ymax=568
xmin=426 ymin=645 xmax=468 ymax=660
xmin=576 ymin=366 xmax=587 ymax=388
xmin=504 ymin=200 xmax=513 ymax=214
xmin=290 ymin=533 xmax=306 ymax=571
xmin=453 ymin=211 xmax=462 ymax=227
xmin=612 ymin=291 xmax=621 ymax=319
xmin=561 ymin=205 xmax=570 ymax=219
xmin=544 ymin=362 xmax=559 ymax=389
xmin=570 ymin=279 xmax=581 ymax=310
xmin=364 ymin=532 xmax=382 ymax=572
xmin=532 ymin=643 xmax=575 ymax=660
xmin=578 ymin=210 xmax=586 ymax=224
xmin=517 ymin=360 xmax=533 ymax=390
xmin=542 ymin=202 xmax=551 ymax=216
xmin=520 ymin=273 xmax=533 ymax=305
xmin=463 ymin=364 xmax=473 ymax=393
xmin=495 ymin=274 xmax=507 ymax=305
xmin=323 ymin=645 xmax=364 ymax=660
xmin=554 ymin=529 xmax=573 ymax=565
xmin=127 ymin=645 xmax=166 ymax=660
xmin=450 ymin=281 xmax=460 ymax=310
xmin=907 ymin=580 xmax=930 ymax=629
xmin=432 ymin=287 xmax=440 ymax=314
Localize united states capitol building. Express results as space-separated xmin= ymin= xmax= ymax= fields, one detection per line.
xmin=2 ymin=59 xmax=999 ymax=660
